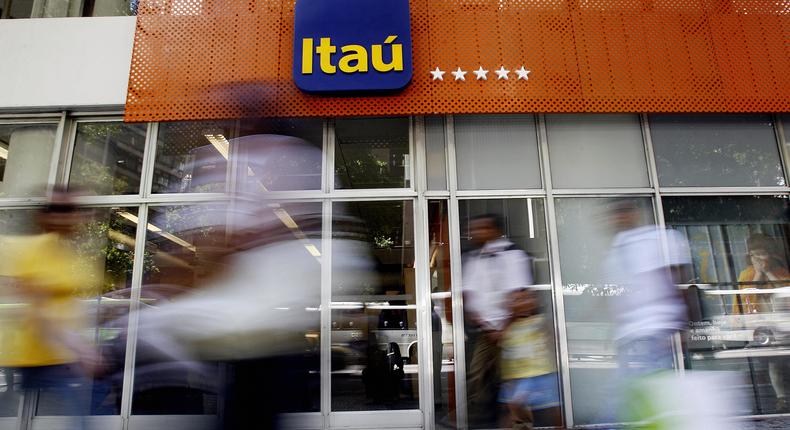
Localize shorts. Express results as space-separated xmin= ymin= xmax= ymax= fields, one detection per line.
xmin=498 ymin=373 xmax=561 ymax=411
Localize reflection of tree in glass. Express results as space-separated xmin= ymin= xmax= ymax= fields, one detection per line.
xmin=71 ymin=124 xmax=141 ymax=194
xmin=157 ymin=206 xmax=219 ymax=242
xmin=352 ymin=202 xmax=405 ymax=251
xmin=651 ymin=115 xmax=785 ymax=187
xmin=72 ymin=210 xmax=156 ymax=295
xmin=335 ymin=145 xmax=406 ymax=189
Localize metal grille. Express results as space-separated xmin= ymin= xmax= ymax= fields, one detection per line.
xmin=125 ymin=0 xmax=790 ymax=122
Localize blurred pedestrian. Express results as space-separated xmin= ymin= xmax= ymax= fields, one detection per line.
xmin=0 ymin=187 xmax=99 ymax=425
xmin=735 ymin=233 xmax=789 ymax=411
xmin=498 ymin=288 xmax=561 ymax=429
xmin=462 ymin=214 xmax=532 ymax=428
xmin=131 ymin=134 xmax=374 ymax=429
xmin=734 ymin=233 xmax=790 ymax=314
xmin=603 ymin=200 xmax=691 ymax=424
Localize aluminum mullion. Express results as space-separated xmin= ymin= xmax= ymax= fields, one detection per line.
xmin=67 ymin=115 xmax=125 ymax=123
xmin=445 ymin=115 xmax=469 ymax=430
xmin=657 ymin=186 xmax=790 ymax=195
xmin=551 ymin=188 xmax=654 ymax=195
xmin=0 ymin=113 xmax=63 ymax=120
xmin=773 ymin=114 xmax=790 ymax=187
xmin=326 ymin=120 xmax=336 ymax=194
xmin=119 ymin=204 xmax=150 ymax=430
xmin=60 ymin=119 xmax=78 ymax=187
xmin=413 ymin=116 xmax=435 ymax=429
xmin=409 ymin=116 xmax=417 ymax=192
xmin=320 ymin=200 xmax=332 ymax=429
xmin=18 ymin=389 xmax=35 ymax=430
xmin=0 ymin=199 xmax=48 ymax=208
xmin=66 ymin=110 xmax=125 ymax=117
xmin=538 ymin=114 xmax=574 ymax=429
xmin=139 ymin=123 xmax=159 ymax=198
xmin=325 ymin=191 xmax=419 ymax=201
xmin=0 ymin=118 xmax=61 ymax=126
xmin=424 ymin=191 xmax=451 ymax=198
xmin=45 ymin=112 xmax=68 ymax=193
xmin=322 ymin=119 xmax=329 ymax=194
xmin=67 ymin=193 xmax=229 ymax=206
xmin=414 ymin=195 xmax=434 ymax=429
xmin=455 ymin=189 xmax=546 ymax=198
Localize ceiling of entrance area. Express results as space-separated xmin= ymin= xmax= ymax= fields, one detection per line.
xmin=124 ymin=0 xmax=790 ymax=122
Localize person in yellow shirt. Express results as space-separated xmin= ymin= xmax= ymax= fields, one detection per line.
xmin=733 ymin=233 xmax=789 ymax=412
xmin=734 ymin=234 xmax=790 ymax=315
xmin=498 ymin=288 xmax=561 ymax=429
xmin=0 ymin=189 xmax=98 ymax=422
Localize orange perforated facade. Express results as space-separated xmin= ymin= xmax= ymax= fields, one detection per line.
xmin=124 ymin=0 xmax=790 ymax=122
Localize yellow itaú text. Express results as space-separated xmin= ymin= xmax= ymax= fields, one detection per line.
xmin=301 ymin=36 xmax=404 ymax=75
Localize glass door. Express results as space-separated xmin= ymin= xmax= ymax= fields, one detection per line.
xmin=329 ymin=199 xmax=424 ymax=428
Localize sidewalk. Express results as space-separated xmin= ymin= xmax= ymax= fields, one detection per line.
xmin=738 ymin=417 xmax=790 ymax=429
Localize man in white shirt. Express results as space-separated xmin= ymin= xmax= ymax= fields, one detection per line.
xmin=603 ymin=200 xmax=692 ymax=424
xmin=462 ymin=214 xmax=532 ymax=427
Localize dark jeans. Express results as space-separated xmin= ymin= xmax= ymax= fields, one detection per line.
xmin=467 ymin=333 xmax=501 ymax=428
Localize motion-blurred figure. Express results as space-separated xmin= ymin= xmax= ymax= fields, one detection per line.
xmin=0 ymin=188 xmax=99 ymax=426
xmin=130 ymin=134 xmax=373 ymax=429
xmin=462 ymin=214 xmax=532 ymax=428
xmin=735 ymin=234 xmax=790 ymax=314
xmin=603 ymin=200 xmax=691 ymax=424
xmin=605 ymin=200 xmax=690 ymax=374
xmin=498 ymin=288 xmax=561 ymax=429
xmin=735 ymin=233 xmax=790 ymax=411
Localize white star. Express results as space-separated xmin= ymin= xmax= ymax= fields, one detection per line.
xmin=430 ymin=67 xmax=446 ymax=81
xmin=472 ymin=66 xmax=489 ymax=80
xmin=515 ymin=66 xmax=531 ymax=80
xmin=451 ymin=67 xmax=467 ymax=81
xmin=494 ymin=66 xmax=510 ymax=80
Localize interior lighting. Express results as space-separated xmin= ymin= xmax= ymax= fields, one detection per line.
xmin=204 ymin=134 xmax=230 ymax=160
xmin=117 ymin=211 xmax=197 ymax=252
xmin=273 ymin=208 xmax=299 ymax=230
xmin=304 ymin=244 xmax=321 ymax=257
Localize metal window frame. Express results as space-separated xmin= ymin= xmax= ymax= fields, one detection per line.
xmin=0 ymin=115 xmax=65 ymax=207
xmin=537 ymin=113 xmax=575 ymax=429
xmin=5 ymin=111 xmax=790 ymax=430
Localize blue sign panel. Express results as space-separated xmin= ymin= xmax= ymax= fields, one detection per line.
xmin=293 ymin=0 xmax=413 ymax=93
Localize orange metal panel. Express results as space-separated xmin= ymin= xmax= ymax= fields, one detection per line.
xmin=125 ymin=0 xmax=790 ymax=121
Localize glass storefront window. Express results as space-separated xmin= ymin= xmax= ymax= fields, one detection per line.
xmin=555 ymin=197 xmax=659 ymax=425
xmin=457 ymin=198 xmax=559 ymax=429
xmin=135 ymin=203 xmax=322 ymax=415
xmin=331 ymin=200 xmax=419 ymax=411
xmin=454 ymin=115 xmax=541 ymax=190
xmin=650 ymin=114 xmax=785 ymax=188
xmin=69 ymin=122 xmax=147 ymax=196
xmin=0 ymin=209 xmax=39 ymax=418
xmin=154 ymin=118 xmax=323 ymax=194
xmin=0 ymin=123 xmax=58 ymax=198
xmin=152 ymin=120 xmax=235 ymax=194
xmin=235 ymin=118 xmax=323 ymax=193
xmin=34 ymin=207 xmax=138 ymax=416
xmin=334 ymin=118 xmax=410 ymax=189
xmin=425 ymin=117 xmax=447 ymax=191
xmin=133 ymin=204 xmax=228 ymax=415
xmin=546 ymin=114 xmax=649 ymax=189
xmin=0 ymin=0 xmax=136 ymax=18
xmin=0 ymin=207 xmax=137 ymax=417
xmin=664 ymin=195 xmax=790 ymax=415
